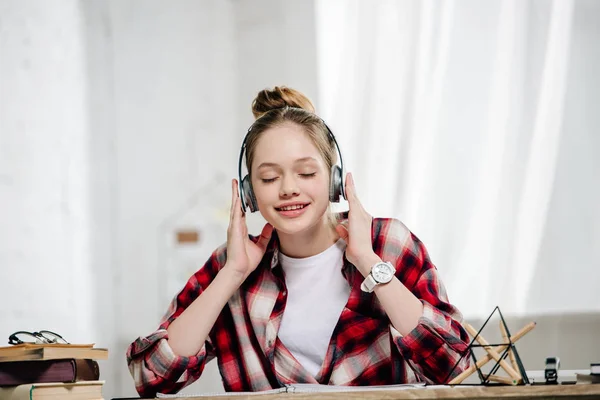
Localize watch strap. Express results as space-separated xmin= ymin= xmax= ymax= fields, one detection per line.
xmin=360 ymin=274 xmax=378 ymax=293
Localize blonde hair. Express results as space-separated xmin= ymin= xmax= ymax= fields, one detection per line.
xmin=246 ymin=86 xmax=340 ymax=228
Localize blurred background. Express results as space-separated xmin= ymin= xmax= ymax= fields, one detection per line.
xmin=1 ymin=0 xmax=599 ymax=398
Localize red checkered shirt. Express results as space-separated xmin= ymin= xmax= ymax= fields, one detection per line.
xmin=127 ymin=215 xmax=470 ymax=397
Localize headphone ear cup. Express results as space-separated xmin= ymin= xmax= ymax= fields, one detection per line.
xmin=241 ymin=175 xmax=259 ymax=212
xmin=329 ymin=165 xmax=343 ymax=203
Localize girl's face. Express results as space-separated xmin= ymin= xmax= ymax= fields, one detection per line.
xmin=251 ymin=123 xmax=330 ymax=234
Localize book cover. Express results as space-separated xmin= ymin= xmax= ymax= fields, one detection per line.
xmin=0 ymin=380 xmax=104 ymax=400
xmin=0 ymin=359 xmax=100 ymax=386
xmin=0 ymin=344 xmax=108 ymax=363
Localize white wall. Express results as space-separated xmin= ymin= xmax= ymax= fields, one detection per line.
xmin=528 ymin=0 xmax=600 ymax=314
xmin=107 ymin=0 xmax=239 ymax=396
xmin=1 ymin=1 xmax=318 ymax=398
xmin=0 ymin=0 xmax=117 ymax=395
xmin=0 ymin=0 xmax=96 ymax=347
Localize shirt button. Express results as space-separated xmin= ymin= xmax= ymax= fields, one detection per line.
xmin=283 ymin=291 xmax=287 ymax=296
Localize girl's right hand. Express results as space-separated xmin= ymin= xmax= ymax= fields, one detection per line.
xmin=224 ymin=178 xmax=274 ymax=281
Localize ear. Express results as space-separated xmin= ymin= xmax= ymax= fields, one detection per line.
xmin=335 ymin=223 xmax=349 ymax=241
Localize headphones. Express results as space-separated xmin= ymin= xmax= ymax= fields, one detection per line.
xmin=237 ymin=111 xmax=346 ymax=213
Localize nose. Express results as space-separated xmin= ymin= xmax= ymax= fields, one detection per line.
xmin=279 ymin=174 xmax=300 ymax=197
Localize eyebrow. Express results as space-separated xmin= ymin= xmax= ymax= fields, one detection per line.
xmin=257 ymin=157 xmax=319 ymax=170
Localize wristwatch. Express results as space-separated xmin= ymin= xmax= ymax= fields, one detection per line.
xmin=360 ymin=261 xmax=395 ymax=293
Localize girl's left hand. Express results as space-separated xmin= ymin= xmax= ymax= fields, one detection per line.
xmin=335 ymin=172 xmax=378 ymax=277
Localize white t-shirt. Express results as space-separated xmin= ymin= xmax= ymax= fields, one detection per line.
xmin=277 ymin=239 xmax=351 ymax=377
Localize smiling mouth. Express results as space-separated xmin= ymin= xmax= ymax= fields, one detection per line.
xmin=275 ymin=203 xmax=309 ymax=212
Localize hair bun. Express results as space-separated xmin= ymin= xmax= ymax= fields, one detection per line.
xmin=251 ymin=86 xmax=315 ymax=119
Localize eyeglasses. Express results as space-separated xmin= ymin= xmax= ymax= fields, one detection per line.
xmin=8 ymin=330 xmax=69 ymax=345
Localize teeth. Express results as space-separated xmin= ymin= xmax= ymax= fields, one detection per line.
xmin=278 ymin=204 xmax=306 ymax=211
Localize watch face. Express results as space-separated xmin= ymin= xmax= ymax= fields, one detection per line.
xmin=372 ymin=262 xmax=395 ymax=283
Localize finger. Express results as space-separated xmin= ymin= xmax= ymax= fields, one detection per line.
xmin=235 ymin=194 xmax=251 ymax=237
xmin=345 ymin=172 xmax=358 ymax=206
xmin=233 ymin=190 xmax=242 ymax=223
xmin=230 ymin=196 xmax=248 ymax=245
xmin=234 ymin=180 xmax=248 ymax=217
xmin=240 ymin=195 xmax=246 ymax=219
xmin=230 ymin=181 xmax=244 ymax=226
xmin=230 ymin=179 xmax=236 ymax=221
xmin=229 ymin=179 xmax=238 ymax=227
xmin=344 ymin=173 xmax=352 ymax=206
xmin=256 ymin=223 xmax=274 ymax=252
xmin=346 ymin=172 xmax=366 ymax=212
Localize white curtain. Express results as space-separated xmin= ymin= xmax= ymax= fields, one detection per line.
xmin=316 ymin=0 xmax=600 ymax=319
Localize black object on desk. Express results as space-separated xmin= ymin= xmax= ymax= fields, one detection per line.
xmin=544 ymin=356 xmax=560 ymax=384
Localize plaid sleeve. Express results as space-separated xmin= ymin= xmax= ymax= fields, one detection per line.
xmin=387 ymin=223 xmax=470 ymax=383
xmin=126 ymin=243 xmax=227 ymax=397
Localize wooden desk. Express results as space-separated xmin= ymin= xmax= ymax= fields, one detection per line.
xmin=147 ymin=384 xmax=600 ymax=400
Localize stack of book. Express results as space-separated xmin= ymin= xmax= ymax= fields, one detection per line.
xmin=576 ymin=363 xmax=600 ymax=384
xmin=0 ymin=343 xmax=108 ymax=400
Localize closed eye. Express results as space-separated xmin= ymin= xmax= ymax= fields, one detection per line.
xmin=261 ymin=173 xmax=316 ymax=184
xmin=261 ymin=177 xmax=278 ymax=183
